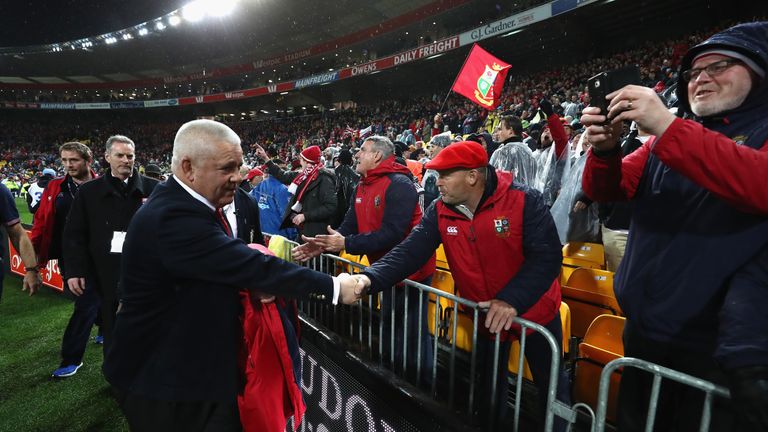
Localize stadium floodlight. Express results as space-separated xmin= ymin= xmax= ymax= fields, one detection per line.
xmin=168 ymin=15 xmax=182 ymax=26
xmin=207 ymin=0 xmax=238 ymax=17
xmin=182 ymin=1 xmax=206 ymax=22
xmin=155 ymin=21 xmax=166 ymax=30
xmin=138 ymin=28 xmax=149 ymax=36
xmin=105 ymin=37 xmax=118 ymax=44
xmin=122 ymin=33 xmax=133 ymax=40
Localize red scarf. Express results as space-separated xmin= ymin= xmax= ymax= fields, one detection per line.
xmin=289 ymin=163 xmax=320 ymax=204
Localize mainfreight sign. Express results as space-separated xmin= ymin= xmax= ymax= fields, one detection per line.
xmin=295 ymin=71 xmax=339 ymax=89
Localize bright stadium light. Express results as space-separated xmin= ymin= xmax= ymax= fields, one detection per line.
xmin=208 ymin=0 xmax=238 ymax=17
xmin=105 ymin=37 xmax=118 ymax=44
xmin=168 ymin=15 xmax=182 ymax=26
xmin=155 ymin=21 xmax=166 ymax=30
xmin=122 ymin=33 xmax=133 ymax=40
xmin=182 ymin=1 xmax=206 ymax=22
xmin=138 ymin=28 xmax=149 ymax=36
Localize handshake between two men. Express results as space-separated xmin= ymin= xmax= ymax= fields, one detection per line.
xmin=293 ymin=226 xmax=518 ymax=335
xmin=292 ymin=226 xmax=373 ymax=305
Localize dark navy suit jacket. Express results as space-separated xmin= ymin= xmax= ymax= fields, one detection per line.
xmin=104 ymin=176 xmax=333 ymax=402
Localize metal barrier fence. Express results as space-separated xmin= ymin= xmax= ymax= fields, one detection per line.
xmin=294 ymin=247 xmax=572 ymax=432
xmin=266 ymin=236 xmax=733 ymax=432
xmin=592 ymin=357 xmax=731 ymax=432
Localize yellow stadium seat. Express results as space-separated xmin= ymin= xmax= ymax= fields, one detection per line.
xmin=560 ymin=266 xmax=577 ymax=286
xmin=574 ymin=315 xmax=625 ymax=423
xmin=508 ymin=301 xmax=572 ymax=380
xmin=559 ymin=301 xmax=571 ymax=354
xmin=562 ymin=268 xmax=622 ymax=338
xmin=562 ymin=242 xmax=605 ymax=269
xmin=428 ymin=269 xmax=455 ymax=338
xmin=435 ymin=244 xmax=450 ymax=270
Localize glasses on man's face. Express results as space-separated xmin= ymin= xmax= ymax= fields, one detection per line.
xmin=682 ymin=59 xmax=742 ymax=82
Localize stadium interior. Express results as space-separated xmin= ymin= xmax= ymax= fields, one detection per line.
xmin=1 ymin=1 xmax=765 ymax=431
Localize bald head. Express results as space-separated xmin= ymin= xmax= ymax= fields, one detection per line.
xmin=171 ymin=120 xmax=241 ymax=174
xmin=172 ymin=120 xmax=244 ymax=208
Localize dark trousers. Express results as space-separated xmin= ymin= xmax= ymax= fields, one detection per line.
xmin=475 ymin=311 xmax=571 ymax=432
xmin=617 ymin=322 xmax=734 ymax=432
xmin=60 ymin=283 xmax=102 ymax=366
xmin=118 ymin=391 xmax=241 ymax=432
xmin=99 ymin=292 xmax=120 ymax=360
xmin=380 ymin=276 xmax=434 ymax=385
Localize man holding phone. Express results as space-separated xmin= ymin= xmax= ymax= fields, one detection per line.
xmin=581 ymin=22 xmax=768 ymax=431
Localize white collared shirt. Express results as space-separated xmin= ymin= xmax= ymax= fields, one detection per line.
xmin=173 ymin=175 xmax=340 ymax=304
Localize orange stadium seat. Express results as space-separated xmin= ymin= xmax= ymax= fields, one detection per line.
xmin=574 ymin=314 xmax=625 ymax=423
xmin=562 ymin=268 xmax=622 ymax=339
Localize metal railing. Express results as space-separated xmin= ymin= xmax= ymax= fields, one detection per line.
xmin=592 ymin=357 xmax=731 ymax=432
xmin=293 ymin=247 xmax=571 ymax=432
xmin=265 ymin=235 xmax=735 ymax=432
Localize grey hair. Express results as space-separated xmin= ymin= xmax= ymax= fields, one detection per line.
xmin=171 ymin=120 xmax=241 ymax=172
xmin=105 ymin=135 xmax=135 ymax=154
xmin=364 ymin=135 xmax=395 ymax=158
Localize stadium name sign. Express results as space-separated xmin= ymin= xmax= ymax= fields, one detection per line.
xmin=253 ymin=48 xmax=313 ymax=69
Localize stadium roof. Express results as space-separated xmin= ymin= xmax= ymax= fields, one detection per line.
xmin=0 ymin=0 xmax=493 ymax=83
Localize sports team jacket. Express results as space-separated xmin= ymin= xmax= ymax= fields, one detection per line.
xmin=337 ymin=156 xmax=435 ymax=282
xmin=29 ymin=171 xmax=97 ymax=266
xmin=363 ymin=168 xmax=562 ymax=338
xmin=581 ymin=22 xmax=768 ymax=370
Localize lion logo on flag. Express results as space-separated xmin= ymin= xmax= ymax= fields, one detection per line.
xmin=474 ymin=63 xmax=505 ymax=107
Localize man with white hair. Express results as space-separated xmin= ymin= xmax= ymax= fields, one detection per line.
xmin=582 ymin=21 xmax=768 ymax=431
xmin=104 ymin=120 xmax=364 ymax=431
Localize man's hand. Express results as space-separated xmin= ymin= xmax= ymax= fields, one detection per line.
xmin=23 ymin=270 xmax=42 ymax=296
xmin=478 ymin=299 xmax=518 ymax=334
xmin=254 ymin=144 xmax=269 ymax=161
xmin=254 ymin=291 xmax=276 ymax=304
xmin=605 ymin=85 xmax=676 ymax=137
xmin=292 ymin=237 xmax=324 ymax=262
xmin=313 ymin=226 xmax=346 ymax=253
xmin=573 ymin=200 xmax=588 ymax=212
xmin=291 ymin=213 xmax=306 ymax=226
xmin=67 ymin=277 xmax=86 ymax=296
xmin=581 ymin=107 xmax=622 ymax=152
xmin=539 ymin=97 xmax=554 ymax=117
xmin=338 ymin=274 xmax=369 ymax=304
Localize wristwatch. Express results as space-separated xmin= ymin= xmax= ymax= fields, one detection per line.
xmin=24 ymin=265 xmax=40 ymax=272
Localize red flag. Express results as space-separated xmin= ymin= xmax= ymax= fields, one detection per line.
xmin=451 ymin=44 xmax=511 ymax=110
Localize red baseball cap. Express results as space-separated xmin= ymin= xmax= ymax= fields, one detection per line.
xmin=245 ymin=168 xmax=263 ymax=181
xmin=425 ymin=141 xmax=488 ymax=171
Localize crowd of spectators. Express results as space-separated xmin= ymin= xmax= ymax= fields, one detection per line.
xmin=1 ymin=17 xmax=760 ymax=193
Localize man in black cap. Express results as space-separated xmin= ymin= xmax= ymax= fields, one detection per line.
xmin=332 ymin=148 xmax=359 ymax=227
xmin=143 ymin=163 xmax=165 ymax=182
